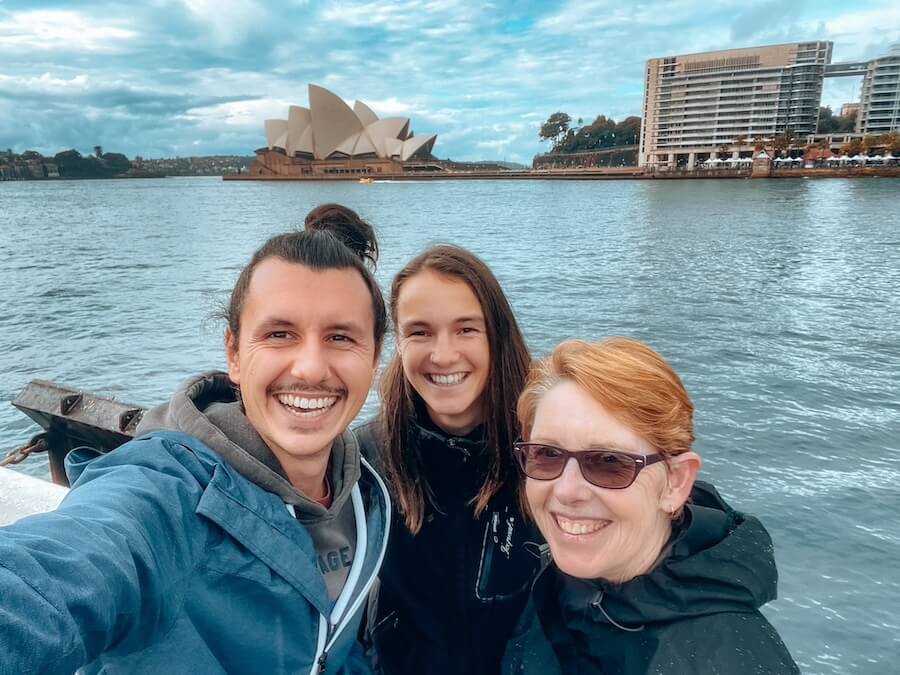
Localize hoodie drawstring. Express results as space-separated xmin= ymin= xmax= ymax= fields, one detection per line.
xmin=591 ymin=591 xmax=645 ymax=633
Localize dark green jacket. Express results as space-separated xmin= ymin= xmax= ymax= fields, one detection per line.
xmin=502 ymin=482 xmax=799 ymax=675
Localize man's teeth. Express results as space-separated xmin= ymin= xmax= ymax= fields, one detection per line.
xmin=276 ymin=394 xmax=338 ymax=410
xmin=555 ymin=515 xmax=608 ymax=535
xmin=429 ymin=372 xmax=467 ymax=385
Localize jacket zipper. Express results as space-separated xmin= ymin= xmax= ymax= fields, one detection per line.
xmin=317 ymin=629 xmax=332 ymax=674
xmin=446 ymin=437 xmax=471 ymax=461
xmin=311 ymin=470 xmax=392 ymax=675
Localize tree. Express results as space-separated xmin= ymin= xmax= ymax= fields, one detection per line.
xmin=540 ymin=112 xmax=640 ymax=154
xmin=717 ymin=143 xmax=730 ymax=159
xmin=842 ymin=139 xmax=864 ymax=156
xmin=818 ymin=106 xmax=856 ymax=134
xmin=886 ymin=132 xmax=900 ymax=155
xmin=734 ymin=134 xmax=747 ymax=155
xmin=817 ymin=106 xmax=839 ymax=134
xmin=94 ymin=145 xmax=103 ymax=158
xmin=784 ymin=128 xmax=797 ymax=149
xmin=862 ymin=135 xmax=880 ymax=153
xmin=539 ymin=112 xmax=572 ymax=150
xmin=773 ymin=134 xmax=789 ymax=156
xmin=615 ymin=116 xmax=641 ymax=145
xmin=585 ymin=115 xmax=616 ymax=149
xmin=101 ymin=152 xmax=131 ymax=174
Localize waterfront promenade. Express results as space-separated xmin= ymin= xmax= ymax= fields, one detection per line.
xmin=223 ymin=164 xmax=900 ymax=181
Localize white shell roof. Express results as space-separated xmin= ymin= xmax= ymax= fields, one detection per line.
xmin=264 ymin=84 xmax=436 ymax=161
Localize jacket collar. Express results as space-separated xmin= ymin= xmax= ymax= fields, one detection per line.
xmin=149 ymin=431 xmax=390 ymax=618
xmin=538 ymin=482 xmax=778 ymax=629
xmin=196 ymin=461 xmax=334 ymax=615
xmin=409 ymin=399 xmax=487 ymax=456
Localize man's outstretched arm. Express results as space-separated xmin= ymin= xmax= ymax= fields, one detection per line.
xmin=0 ymin=437 xmax=207 ymax=673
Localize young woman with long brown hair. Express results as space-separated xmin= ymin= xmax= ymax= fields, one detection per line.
xmin=356 ymin=244 xmax=541 ymax=675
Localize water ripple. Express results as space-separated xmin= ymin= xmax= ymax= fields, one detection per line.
xmin=2 ymin=176 xmax=899 ymax=673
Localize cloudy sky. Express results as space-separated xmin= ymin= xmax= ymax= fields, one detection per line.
xmin=1 ymin=0 xmax=898 ymax=164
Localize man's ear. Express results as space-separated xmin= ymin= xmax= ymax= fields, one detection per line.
xmin=662 ymin=451 xmax=702 ymax=513
xmin=225 ymin=329 xmax=240 ymax=385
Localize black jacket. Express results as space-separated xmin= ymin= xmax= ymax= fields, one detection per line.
xmin=356 ymin=416 xmax=542 ymax=675
xmin=502 ymin=482 xmax=799 ymax=675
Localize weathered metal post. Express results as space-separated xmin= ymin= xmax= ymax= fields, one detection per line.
xmin=10 ymin=381 xmax=146 ymax=487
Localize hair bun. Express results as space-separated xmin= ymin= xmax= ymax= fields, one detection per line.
xmin=304 ymin=203 xmax=379 ymax=266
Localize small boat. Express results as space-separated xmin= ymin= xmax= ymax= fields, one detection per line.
xmin=358 ymin=177 xmax=374 ymax=184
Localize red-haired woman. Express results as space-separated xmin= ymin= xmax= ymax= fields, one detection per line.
xmin=502 ymin=337 xmax=799 ymax=674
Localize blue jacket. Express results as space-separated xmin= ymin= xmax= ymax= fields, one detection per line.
xmin=0 ymin=430 xmax=390 ymax=674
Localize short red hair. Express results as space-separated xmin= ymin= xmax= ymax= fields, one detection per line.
xmin=517 ymin=337 xmax=694 ymax=457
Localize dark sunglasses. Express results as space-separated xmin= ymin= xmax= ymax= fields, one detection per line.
xmin=513 ymin=442 xmax=665 ymax=489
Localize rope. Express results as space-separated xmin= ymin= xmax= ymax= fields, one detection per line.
xmin=1 ymin=434 xmax=50 ymax=467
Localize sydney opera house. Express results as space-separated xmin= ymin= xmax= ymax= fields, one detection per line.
xmin=247 ymin=84 xmax=438 ymax=177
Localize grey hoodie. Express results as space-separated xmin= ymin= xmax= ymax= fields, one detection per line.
xmin=136 ymin=371 xmax=358 ymax=598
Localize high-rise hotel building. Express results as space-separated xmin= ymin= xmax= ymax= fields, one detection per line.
xmin=639 ymin=42 xmax=832 ymax=167
xmin=857 ymin=45 xmax=900 ymax=135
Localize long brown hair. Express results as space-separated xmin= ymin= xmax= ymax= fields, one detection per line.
xmin=379 ymin=245 xmax=530 ymax=533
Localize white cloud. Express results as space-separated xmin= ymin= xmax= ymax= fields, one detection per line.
xmin=536 ymin=0 xmax=743 ymax=34
xmin=182 ymin=0 xmax=268 ymax=48
xmin=183 ymin=97 xmax=293 ymax=129
xmin=364 ymin=97 xmax=415 ymax=115
xmin=823 ymin=3 xmax=900 ymax=59
xmin=0 ymin=9 xmax=136 ymax=52
xmin=0 ymin=72 xmax=91 ymax=93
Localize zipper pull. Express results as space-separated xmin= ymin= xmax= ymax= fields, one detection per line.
xmin=446 ymin=437 xmax=470 ymax=460
xmin=318 ymin=620 xmax=335 ymax=674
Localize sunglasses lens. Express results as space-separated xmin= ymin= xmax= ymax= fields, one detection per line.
xmin=581 ymin=451 xmax=637 ymax=488
xmin=520 ymin=444 xmax=566 ymax=479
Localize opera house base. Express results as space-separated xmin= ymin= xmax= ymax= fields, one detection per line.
xmin=240 ymin=149 xmax=430 ymax=178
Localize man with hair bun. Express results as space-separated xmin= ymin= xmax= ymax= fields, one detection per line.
xmin=0 ymin=204 xmax=390 ymax=674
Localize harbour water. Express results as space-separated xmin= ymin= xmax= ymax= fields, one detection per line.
xmin=1 ymin=176 xmax=899 ymax=672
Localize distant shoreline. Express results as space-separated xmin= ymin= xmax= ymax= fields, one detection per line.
xmin=224 ymin=166 xmax=900 ymax=182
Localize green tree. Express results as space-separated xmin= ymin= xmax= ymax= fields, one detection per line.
xmin=585 ymin=115 xmax=616 ymax=148
xmin=101 ymin=152 xmax=131 ymax=174
xmin=818 ymin=107 xmax=857 ymax=134
xmin=734 ymin=134 xmax=747 ymax=156
xmin=539 ymin=112 xmax=572 ymax=150
xmin=615 ymin=116 xmax=641 ymax=145
xmin=817 ymin=107 xmax=839 ymax=134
